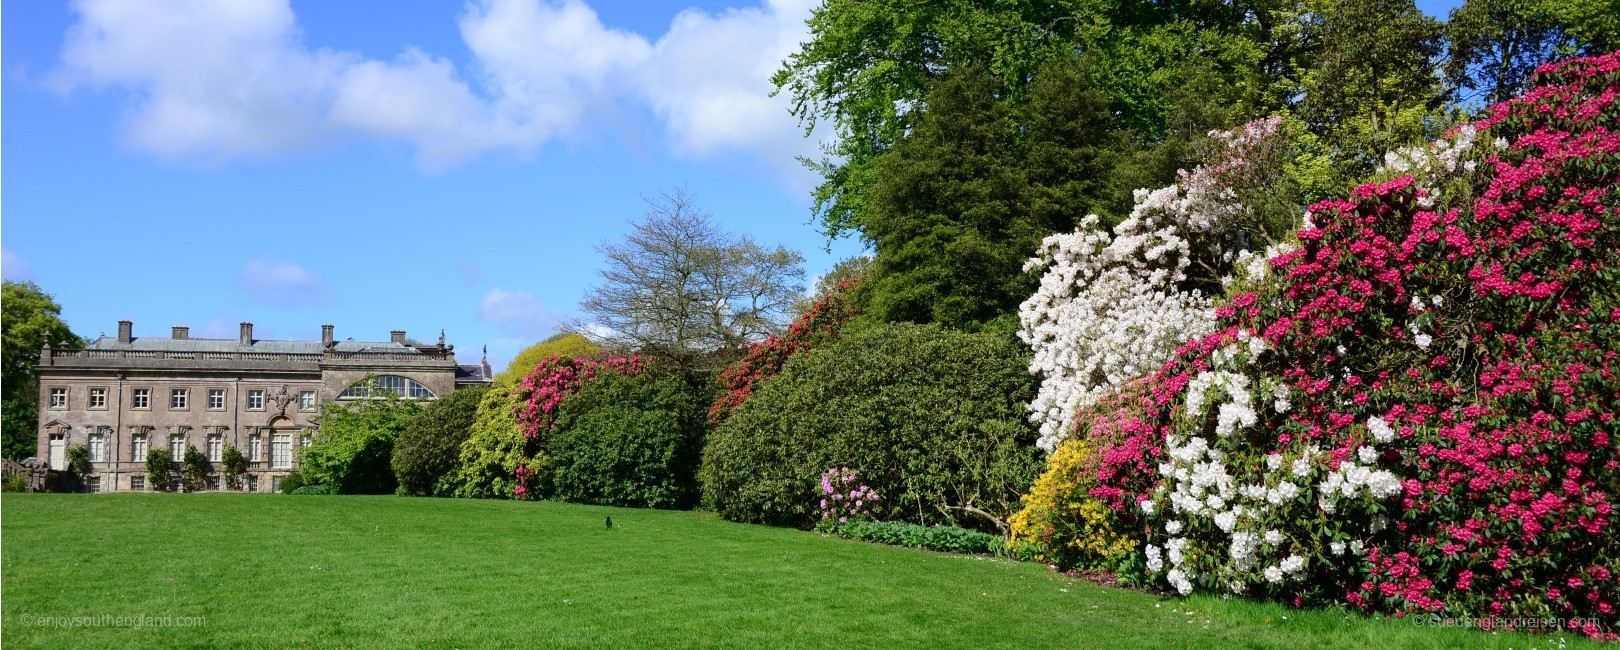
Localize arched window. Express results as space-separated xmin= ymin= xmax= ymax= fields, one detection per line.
xmin=338 ymin=375 xmax=436 ymax=399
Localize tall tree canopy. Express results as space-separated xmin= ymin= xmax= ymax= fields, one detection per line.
xmin=2 ymin=281 xmax=82 ymax=460
xmin=774 ymin=0 xmax=1266 ymax=240
xmin=854 ymin=58 xmax=1126 ymax=331
xmin=1444 ymin=0 xmax=1619 ymax=104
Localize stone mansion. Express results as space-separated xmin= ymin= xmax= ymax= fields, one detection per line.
xmin=35 ymin=320 xmax=491 ymax=493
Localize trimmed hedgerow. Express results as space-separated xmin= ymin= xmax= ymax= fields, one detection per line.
xmin=701 ymin=323 xmax=1043 ymax=530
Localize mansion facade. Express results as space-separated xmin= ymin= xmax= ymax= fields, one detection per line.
xmin=35 ymin=320 xmax=491 ymax=493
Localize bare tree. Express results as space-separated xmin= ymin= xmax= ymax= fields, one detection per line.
xmin=577 ymin=188 xmax=806 ymax=379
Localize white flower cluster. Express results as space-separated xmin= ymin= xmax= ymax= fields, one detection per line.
xmin=1406 ymin=295 xmax=1444 ymax=350
xmin=1381 ymin=124 xmax=1479 ymax=180
xmin=1019 ymin=118 xmax=1293 ymax=450
xmin=1143 ymin=342 xmax=1406 ymax=596
xmin=1230 ymin=242 xmax=1297 ymax=287
xmin=1380 ymin=125 xmax=1481 ymax=209
xmin=1018 ymin=210 xmax=1217 ymax=450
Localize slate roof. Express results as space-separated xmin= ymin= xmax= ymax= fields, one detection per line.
xmin=83 ymin=336 xmax=419 ymax=355
xmin=456 ymin=364 xmax=492 ymax=382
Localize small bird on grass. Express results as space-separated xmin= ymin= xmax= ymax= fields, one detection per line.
xmin=605 ymin=516 xmax=613 ymax=529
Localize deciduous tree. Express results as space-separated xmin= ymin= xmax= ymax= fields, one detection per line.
xmin=2 ymin=281 xmax=82 ymax=460
xmin=577 ymin=188 xmax=805 ymax=380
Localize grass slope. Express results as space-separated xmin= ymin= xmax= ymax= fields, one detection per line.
xmin=0 ymin=494 xmax=1596 ymax=649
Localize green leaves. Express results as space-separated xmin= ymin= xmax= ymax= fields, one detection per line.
xmin=702 ymin=323 xmax=1042 ymax=529
xmin=301 ymin=382 xmax=422 ymax=494
xmin=2 ymin=280 xmax=82 ymax=460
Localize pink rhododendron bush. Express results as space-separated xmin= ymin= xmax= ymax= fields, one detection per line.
xmin=1031 ymin=52 xmax=1620 ymax=639
xmin=1145 ymin=53 xmax=1615 ymax=634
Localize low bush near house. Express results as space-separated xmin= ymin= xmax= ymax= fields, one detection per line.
xmin=278 ymin=470 xmax=305 ymax=494
xmin=816 ymin=519 xmax=1010 ymax=556
xmin=301 ymin=385 xmax=421 ymax=495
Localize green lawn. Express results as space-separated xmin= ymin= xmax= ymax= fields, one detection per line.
xmin=0 ymin=494 xmax=1596 ymax=649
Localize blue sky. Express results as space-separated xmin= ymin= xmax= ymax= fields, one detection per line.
xmin=2 ymin=0 xmax=1460 ymax=369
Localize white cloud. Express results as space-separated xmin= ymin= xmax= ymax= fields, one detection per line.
xmin=52 ymin=0 xmax=824 ymax=176
xmin=477 ymin=288 xmax=561 ymax=339
xmin=238 ymin=258 xmax=335 ymax=308
xmin=2 ymin=249 xmax=34 ymax=281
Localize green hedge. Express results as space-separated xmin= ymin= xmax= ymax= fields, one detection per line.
xmin=816 ymin=519 xmax=1012 ymax=556
xmin=545 ymin=371 xmax=706 ymax=509
xmin=392 ymin=385 xmax=490 ymax=497
xmin=701 ymin=323 xmax=1043 ymax=529
xmin=300 ymin=390 xmax=420 ymax=495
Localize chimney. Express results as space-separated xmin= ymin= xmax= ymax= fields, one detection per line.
xmin=321 ymin=324 xmax=335 ymax=348
xmin=117 ymin=320 xmax=133 ymax=344
xmin=390 ymin=330 xmax=406 ymax=345
xmin=172 ymin=326 xmax=189 ymax=339
xmin=239 ymin=322 xmax=254 ymax=346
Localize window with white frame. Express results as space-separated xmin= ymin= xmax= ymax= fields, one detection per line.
xmin=338 ymin=375 xmax=435 ymax=399
xmin=170 ymin=434 xmax=185 ymax=458
xmin=271 ymin=476 xmax=283 ymax=492
xmin=132 ymin=388 xmax=151 ymax=409
xmin=170 ymin=388 xmax=188 ymax=410
xmin=207 ymin=434 xmax=222 ymax=462
xmin=301 ymin=432 xmax=312 ymax=447
xmin=131 ymin=433 xmax=148 ymax=461
xmin=131 ymin=475 xmax=145 ymax=491
xmin=208 ymin=389 xmax=225 ymax=410
xmin=300 ymin=390 xmax=316 ymax=411
xmin=89 ymin=387 xmax=108 ymax=409
xmin=49 ymin=387 xmax=68 ymax=409
xmin=88 ymin=431 xmax=105 ymax=462
xmin=246 ymin=475 xmax=258 ymax=492
xmin=247 ymin=390 xmax=265 ymax=410
xmin=87 ymin=475 xmax=102 ymax=493
xmin=249 ymin=434 xmax=262 ymax=462
xmin=271 ymin=435 xmax=292 ymax=469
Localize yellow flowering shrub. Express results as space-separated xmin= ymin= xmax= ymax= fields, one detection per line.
xmin=1009 ymin=435 xmax=1137 ymax=570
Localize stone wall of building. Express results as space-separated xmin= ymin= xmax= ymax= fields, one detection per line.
xmin=35 ymin=321 xmax=471 ymax=493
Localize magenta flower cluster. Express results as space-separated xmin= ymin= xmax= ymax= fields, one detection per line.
xmin=819 ymin=467 xmax=880 ymax=524
xmin=513 ymin=465 xmax=534 ymax=501
xmin=513 ymin=354 xmax=648 ymax=439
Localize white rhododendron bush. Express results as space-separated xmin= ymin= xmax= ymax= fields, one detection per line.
xmin=1018 ymin=117 xmax=1291 ymax=451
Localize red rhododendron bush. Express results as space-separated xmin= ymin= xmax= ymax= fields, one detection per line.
xmin=1045 ymin=53 xmax=1619 ymax=639
xmin=708 ymin=277 xmax=860 ymax=425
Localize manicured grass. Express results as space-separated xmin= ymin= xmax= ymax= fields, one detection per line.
xmin=0 ymin=494 xmax=1597 ymax=649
